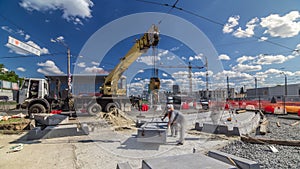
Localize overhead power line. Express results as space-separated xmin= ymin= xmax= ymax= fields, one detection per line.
xmin=0 ymin=52 xmax=66 ymax=59
xmin=136 ymin=0 xmax=297 ymax=52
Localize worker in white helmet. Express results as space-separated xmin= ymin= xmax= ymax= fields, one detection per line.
xmin=162 ymin=104 xmax=178 ymax=137
xmin=166 ymin=104 xmax=186 ymax=145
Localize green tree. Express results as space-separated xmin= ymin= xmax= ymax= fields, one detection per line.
xmin=0 ymin=64 xmax=21 ymax=83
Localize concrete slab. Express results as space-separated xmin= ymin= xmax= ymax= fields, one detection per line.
xmin=208 ymin=150 xmax=260 ymax=169
xmin=137 ymin=128 xmax=167 ymax=144
xmin=137 ymin=122 xmax=168 ymax=144
xmin=196 ymin=111 xmax=260 ymax=136
xmin=26 ymin=124 xmax=88 ymax=140
xmin=142 ymin=153 xmax=237 ymax=169
xmin=34 ymin=114 xmax=69 ymax=126
xmin=116 ymin=162 xmax=133 ymax=169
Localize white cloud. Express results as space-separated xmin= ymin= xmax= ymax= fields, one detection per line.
xmin=17 ymin=67 xmax=26 ymax=72
xmin=256 ymin=54 xmax=295 ymax=65
xmin=158 ymin=50 xmax=169 ymax=57
xmin=136 ymin=55 xmax=160 ymax=65
xmin=1 ymin=26 xmax=31 ymax=40
xmin=1 ymin=26 xmax=13 ymax=33
xmin=74 ymin=18 xmax=83 ymax=25
xmin=37 ymin=60 xmax=64 ymax=75
xmin=189 ymin=54 xmax=203 ymax=61
xmin=25 ymin=34 xmax=31 ymax=40
xmin=194 ymin=71 xmax=207 ymax=77
xmin=57 ymin=36 xmax=65 ymax=41
xmin=232 ymin=63 xmax=262 ymax=72
xmin=166 ymin=55 xmax=175 ymax=61
xmin=236 ymin=55 xmax=256 ymax=64
xmin=16 ymin=30 xmax=25 ymax=36
xmin=259 ymin=36 xmax=268 ymax=42
xmin=194 ymin=54 xmax=203 ymax=60
xmin=84 ymin=66 xmax=109 ymax=74
xmin=91 ymin=61 xmax=99 ymax=66
xmin=77 ymin=62 xmax=86 ymax=68
xmin=218 ymin=54 xmax=230 ymax=60
xmin=260 ymin=11 xmax=300 ymax=38
xmin=19 ymin=0 xmax=94 ymax=24
xmin=162 ymin=73 xmax=168 ymax=77
xmin=170 ymin=46 xmax=179 ymax=51
xmin=233 ymin=17 xmax=259 ymax=38
xmin=223 ymin=15 xmax=240 ymax=33
xmin=214 ymin=70 xmax=252 ymax=81
xmin=172 ymin=71 xmax=189 ymax=78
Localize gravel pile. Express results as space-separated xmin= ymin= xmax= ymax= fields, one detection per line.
xmin=220 ymin=114 xmax=300 ymax=169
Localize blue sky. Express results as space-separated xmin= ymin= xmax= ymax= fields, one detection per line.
xmin=0 ymin=0 xmax=300 ymax=95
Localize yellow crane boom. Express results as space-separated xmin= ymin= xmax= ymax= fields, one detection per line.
xmin=100 ymin=25 xmax=159 ymax=96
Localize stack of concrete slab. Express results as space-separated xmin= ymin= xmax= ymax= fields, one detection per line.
xmin=26 ymin=114 xmax=89 ymax=140
xmin=136 ymin=122 xmax=168 ymax=144
xmin=195 ymin=110 xmax=260 ymax=136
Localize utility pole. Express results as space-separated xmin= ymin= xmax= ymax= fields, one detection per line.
xmin=188 ymin=62 xmax=192 ymax=95
xmin=255 ymin=77 xmax=257 ymax=98
xmin=280 ymin=72 xmax=287 ymax=114
xmin=51 ymin=38 xmax=71 ymax=94
xmin=67 ymin=47 xmax=71 ymax=93
xmin=227 ymin=76 xmax=230 ymax=99
xmin=205 ymin=57 xmax=208 ymax=99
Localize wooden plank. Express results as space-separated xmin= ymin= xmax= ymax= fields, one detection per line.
xmin=241 ymin=136 xmax=300 ymax=146
xmin=290 ymin=121 xmax=300 ymax=126
xmin=259 ymin=119 xmax=268 ymax=135
xmin=276 ymin=121 xmax=281 ymax=127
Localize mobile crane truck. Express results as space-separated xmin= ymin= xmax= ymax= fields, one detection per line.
xmin=17 ymin=25 xmax=160 ymax=117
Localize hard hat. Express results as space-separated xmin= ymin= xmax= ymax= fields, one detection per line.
xmin=167 ymin=104 xmax=174 ymax=110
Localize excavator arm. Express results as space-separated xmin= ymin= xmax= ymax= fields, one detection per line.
xmin=100 ymin=25 xmax=159 ymax=96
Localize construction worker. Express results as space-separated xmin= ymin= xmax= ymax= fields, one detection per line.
xmin=161 ymin=105 xmax=178 ymax=137
xmin=166 ymin=104 xmax=186 ymax=145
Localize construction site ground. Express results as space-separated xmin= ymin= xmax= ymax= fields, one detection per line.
xmin=0 ymin=108 xmax=259 ymax=169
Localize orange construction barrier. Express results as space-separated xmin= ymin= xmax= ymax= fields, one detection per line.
xmin=182 ymin=102 xmax=189 ymax=109
xmin=141 ymin=104 xmax=149 ymax=111
xmin=264 ymin=105 xmax=274 ymax=113
xmin=225 ymin=104 xmax=230 ymax=110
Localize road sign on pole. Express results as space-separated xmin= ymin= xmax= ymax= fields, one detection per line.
xmin=7 ymin=36 xmax=41 ymax=56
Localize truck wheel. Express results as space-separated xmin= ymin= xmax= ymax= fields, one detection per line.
xmin=29 ymin=104 xmax=46 ymax=116
xmin=87 ymin=103 xmax=102 ymax=115
xmin=105 ymin=102 xmax=119 ymax=112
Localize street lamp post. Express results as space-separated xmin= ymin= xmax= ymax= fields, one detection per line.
xmin=51 ymin=38 xmax=71 ymax=94
xmin=280 ymin=72 xmax=287 ymax=114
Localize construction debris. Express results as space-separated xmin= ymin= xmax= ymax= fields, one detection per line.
xmin=7 ymin=144 xmax=24 ymax=153
xmin=100 ymin=108 xmax=135 ymax=129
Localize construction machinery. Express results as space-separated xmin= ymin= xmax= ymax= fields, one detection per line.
xmin=17 ymin=25 xmax=159 ymax=116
